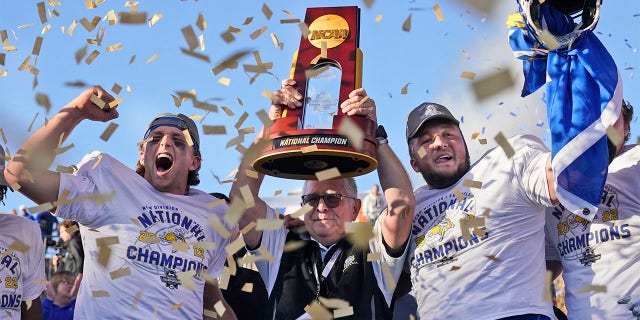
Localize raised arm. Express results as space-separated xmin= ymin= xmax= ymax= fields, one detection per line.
xmin=4 ymin=86 xmax=117 ymax=206
xmin=340 ymin=88 xmax=415 ymax=254
xmin=229 ymin=79 xmax=301 ymax=249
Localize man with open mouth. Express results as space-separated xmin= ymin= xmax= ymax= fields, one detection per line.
xmin=3 ymin=86 xmax=236 ymax=319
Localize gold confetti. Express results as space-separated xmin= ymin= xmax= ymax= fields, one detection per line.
xmin=225 ymin=237 xmax=245 ymax=256
xmin=106 ymin=10 xmax=118 ymax=25
xmin=239 ymin=221 xmax=256 ymax=235
xmin=196 ymin=13 xmax=206 ymax=30
xmin=338 ymin=118 xmax=363 ymax=150
xmin=208 ymin=215 xmax=231 ymax=239
xmin=109 ymin=267 xmax=131 ymax=280
xmin=32 ymin=36 xmax=43 ymax=56
xmin=334 ymin=306 xmax=354 ymax=318
xmin=85 ymin=50 xmax=100 ymax=65
xmin=249 ymin=26 xmax=267 ymax=40
xmin=315 ymin=167 xmax=341 ymax=181
xmin=301 ymin=145 xmax=319 ymax=153
xmin=108 ymin=96 xmax=122 ymax=109
xmin=538 ymin=29 xmax=561 ymax=51
xmin=214 ymin=300 xmax=226 ymax=317
xmin=544 ymin=271 xmax=553 ymax=302
xmin=417 ymin=146 xmax=427 ymax=159
xmin=221 ymin=106 xmax=234 ymax=116
xmin=119 ymin=12 xmax=147 ymax=24
xmin=56 ymin=165 xmax=76 ymax=174
xmin=35 ymin=93 xmax=51 ymax=113
xmin=37 ymin=2 xmax=47 ymax=24
xmin=170 ymin=302 xmax=184 ymax=310
xmin=176 ymin=270 xmax=196 ymax=291
xmin=478 ymin=138 xmax=487 ymax=145
xmin=92 ymin=290 xmax=110 ymax=297
xmin=100 ymin=123 xmax=118 ymax=142
xmin=453 ymin=188 xmax=465 ymax=202
xmin=218 ymin=77 xmax=230 ymax=86
xmin=471 ymin=69 xmax=515 ymax=101
xmin=145 ymin=53 xmax=158 ymax=64
xmin=28 ymin=202 xmax=54 ymax=213
xmin=402 ymin=14 xmax=412 ymax=32
xmin=255 ymin=219 xmax=283 ymax=231
xmin=345 ymin=222 xmax=374 ymax=250
xmin=91 ymin=154 xmax=103 ymax=169
xmin=401 ymin=83 xmax=410 ymax=95
xmin=367 ymin=252 xmax=381 ymax=261
xmin=202 ymin=125 xmax=226 ymax=135
xmin=460 ymin=71 xmax=476 ymax=80
xmin=433 ymin=4 xmax=445 ymax=21
xmin=9 ymin=240 xmax=30 ymax=252
xmin=577 ymin=284 xmax=607 ymax=294
xmin=261 ymin=3 xmax=273 ymax=20
xmin=181 ymin=25 xmax=198 ymax=51
xmin=462 ymin=179 xmax=482 ymax=189
xmin=106 ymin=43 xmax=123 ymax=52
xmin=298 ymin=22 xmax=310 ymax=38
xmin=486 ymin=255 xmax=501 ymax=262
xmin=471 ymin=132 xmax=480 ymax=139
xmin=90 ymin=94 xmax=106 ymax=109
xmin=241 ymin=283 xmax=253 ymax=292
xmin=450 ymin=265 xmax=461 ymax=271
xmin=606 ymin=125 xmax=623 ymax=147
xmin=148 ymin=13 xmax=163 ymax=27
xmin=494 ymin=132 xmax=515 ymax=158
xmin=182 ymin=129 xmax=194 ymax=147
xmin=79 ymin=16 xmax=100 ymax=32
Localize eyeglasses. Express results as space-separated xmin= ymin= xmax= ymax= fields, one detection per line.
xmin=301 ymin=193 xmax=357 ymax=208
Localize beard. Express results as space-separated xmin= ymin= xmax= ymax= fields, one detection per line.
xmin=421 ymin=156 xmax=470 ymax=189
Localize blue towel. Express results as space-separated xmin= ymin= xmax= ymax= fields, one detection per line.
xmin=507 ymin=3 xmax=622 ymax=221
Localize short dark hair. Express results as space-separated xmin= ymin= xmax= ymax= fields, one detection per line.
xmin=0 ymin=185 xmax=7 ymax=205
xmin=622 ymin=100 xmax=634 ymax=142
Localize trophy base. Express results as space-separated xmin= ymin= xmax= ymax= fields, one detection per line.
xmin=254 ymin=148 xmax=377 ymax=180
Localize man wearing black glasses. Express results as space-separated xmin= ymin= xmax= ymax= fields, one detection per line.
xmin=230 ymin=80 xmax=415 ymax=320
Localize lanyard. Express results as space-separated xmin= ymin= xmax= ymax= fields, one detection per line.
xmin=312 ymin=248 xmax=342 ymax=300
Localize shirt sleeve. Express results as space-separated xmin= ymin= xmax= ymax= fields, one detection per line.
xmin=370 ymin=215 xmax=410 ymax=306
xmin=511 ymin=135 xmax=554 ymax=208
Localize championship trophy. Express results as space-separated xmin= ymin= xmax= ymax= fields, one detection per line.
xmin=253 ymin=6 xmax=378 ymax=180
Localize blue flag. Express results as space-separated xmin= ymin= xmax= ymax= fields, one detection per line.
xmin=507 ymin=4 xmax=622 ymax=221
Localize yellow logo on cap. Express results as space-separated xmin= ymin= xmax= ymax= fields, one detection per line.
xmin=308 ymin=14 xmax=349 ymax=49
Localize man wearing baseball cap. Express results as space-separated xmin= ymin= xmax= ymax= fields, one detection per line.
xmin=4 ymin=86 xmax=235 ymax=319
xmin=403 ymin=101 xmax=567 ymax=319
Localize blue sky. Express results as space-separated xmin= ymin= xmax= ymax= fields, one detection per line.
xmin=1 ymin=0 xmax=638 ymax=212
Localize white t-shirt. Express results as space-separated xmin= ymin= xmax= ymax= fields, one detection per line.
xmin=362 ymin=193 xmax=386 ymax=222
xmin=0 ymin=214 xmax=46 ymax=319
xmin=410 ymin=135 xmax=556 ymax=320
xmin=545 ymin=144 xmax=640 ymax=320
xmin=57 ymin=152 xmax=229 ymax=319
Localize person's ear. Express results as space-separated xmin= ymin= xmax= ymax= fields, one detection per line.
xmin=352 ymin=199 xmax=361 ymax=220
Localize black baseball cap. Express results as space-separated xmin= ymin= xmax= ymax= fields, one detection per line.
xmin=144 ymin=113 xmax=200 ymax=154
xmin=406 ymin=102 xmax=459 ymax=141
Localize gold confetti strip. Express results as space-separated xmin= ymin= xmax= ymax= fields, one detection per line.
xmin=108 ymin=96 xmax=122 ymax=109
xmin=338 ymin=118 xmax=363 ymax=150
xmin=129 ymin=55 xmax=136 ymax=64
xmin=261 ymin=3 xmax=273 ymax=19
xmin=255 ymin=218 xmax=283 ymax=231
xmin=100 ymin=123 xmax=118 ymax=142
xmin=28 ymin=202 xmax=54 ymax=213
xmin=417 ymin=146 xmax=427 ymax=159
xmin=89 ymin=94 xmax=106 ymax=109
xmin=85 ymin=50 xmax=100 ymax=65
xmin=218 ymin=77 xmax=230 ymax=86
xmin=206 ymin=198 xmax=225 ymax=209
xmin=239 ymin=185 xmax=254 ymax=207
xmin=453 ymin=188 xmax=465 ymax=202
xmin=433 ymin=4 xmax=444 ymax=21
xmin=298 ymin=22 xmax=310 ymax=38
xmin=182 ymin=129 xmax=194 ymax=147
xmin=283 ymin=240 xmax=305 ymax=252
xmin=577 ymin=284 xmax=607 ymax=294
xmin=315 ymin=167 xmax=341 ymax=181
xmin=56 ymin=165 xmax=76 ymax=174
xmin=494 ymin=132 xmax=515 ymax=158
xmin=97 ymin=246 xmax=111 ymax=267
xmin=221 ymin=106 xmax=234 ymax=116
xmin=241 ymin=283 xmax=253 ymax=292
xmin=334 ymin=306 xmax=354 ymax=318
xmin=544 ymin=271 xmax=553 ymax=302
xmin=305 ymin=65 xmax=329 ymax=79
xmin=462 ymin=179 xmax=482 ymax=189
xmin=290 ymin=204 xmax=313 ymax=220
xmin=203 ymin=309 xmax=217 ymax=318
xmin=234 ymin=112 xmax=249 ymax=129
xmin=170 ymin=302 xmax=184 ymax=310
xmin=126 ymin=85 xmax=132 ymax=94
xmin=460 ymin=71 xmax=476 ymax=80
xmin=35 ymin=93 xmax=51 ymax=113
xmin=65 ymin=224 xmax=79 ymax=234
xmin=202 ymin=125 xmax=226 ymax=135
xmin=366 ymin=252 xmax=381 ymax=261
xmin=242 ymin=16 xmax=253 ymax=25
xmin=486 ymin=255 xmax=501 ymax=262
xmin=345 ymin=222 xmax=374 ymax=249
xmin=148 ymin=13 xmax=162 ymax=27
xmin=181 ymin=25 xmax=198 ymax=51
xmin=245 ymin=169 xmax=258 ymax=179
xmin=280 ymin=19 xmax=300 ymax=24
xmin=106 ymin=10 xmax=118 ymax=25
xmin=301 ymin=145 xmax=319 ymax=153
xmin=119 ymin=12 xmax=147 ymax=24
xmin=145 ymin=53 xmax=158 ymax=64
xmin=471 ymin=132 xmax=480 ymax=139
xmin=196 ymin=13 xmax=206 ymax=30
xmin=239 ymin=221 xmax=256 ymax=235
xmin=106 ymin=43 xmax=122 ymax=52
xmin=320 ymin=297 xmax=350 ymax=309
xmin=208 ymin=215 xmax=231 ymax=239
xmin=214 ymin=300 xmax=226 ymax=317
xmin=17 ymin=56 xmax=31 ymax=71
xmin=471 ymin=68 xmax=515 ymax=101
xmin=304 ymin=301 xmax=332 ymax=318
xmin=374 ymin=14 xmax=383 ymax=22
xmin=478 ymin=138 xmax=487 ymax=145
xmin=0 ymin=70 xmax=6 ymax=77
xmin=37 ymin=2 xmax=47 ymax=24
xmin=92 ymin=290 xmax=110 ymax=297
xmin=171 ymin=242 xmax=188 ymax=252
xmin=0 ymin=128 xmax=7 ymax=145
xmin=225 ymin=237 xmax=245 ymax=255
xmin=249 ymin=26 xmax=267 ymax=40
xmin=9 ymin=240 xmax=30 ymax=252
xmin=176 ymin=270 xmax=196 ymax=291
xmin=32 ymin=36 xmax=43 ymax=56
xmin=402 ymin=14 xmax=412 ymax=32
xmin=211 ymin=50 xmax=250 ymax=75
xmin=109 ymin=267 xmax=131 ymax=280
xmin=450 ymin=265 xmax=461 ymax=271
xmin=96 ymin=236 xmax=119 ymax=247
xmin=91 ymin=153 xmax=103 ymax=169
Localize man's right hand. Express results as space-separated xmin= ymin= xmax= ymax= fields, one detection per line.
xmin=63 ymin=85 xmax=119 ymax=123
xmin=269 ymin=79 xmax=302 ymax=120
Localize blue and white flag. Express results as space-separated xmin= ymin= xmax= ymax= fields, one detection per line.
xmin=507 ymin=4 xmax=622 ymax=221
